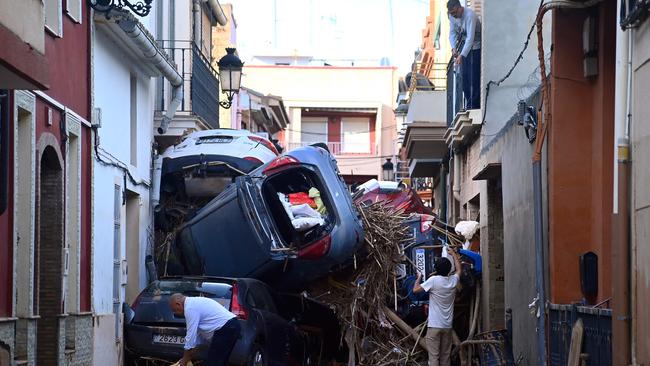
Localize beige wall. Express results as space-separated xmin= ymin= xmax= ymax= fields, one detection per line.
xmin=242 ymin=65 xmax=399 ymax=177
xmin=0 ymin=0 xmax=45 ymax=54
xmin=631 ymin=18 xmax=650 ymax=364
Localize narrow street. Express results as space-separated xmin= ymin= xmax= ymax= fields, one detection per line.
xmin=1 ymin=0 xmax=649 ymax=365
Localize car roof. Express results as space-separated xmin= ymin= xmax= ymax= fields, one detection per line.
xmin=158 ymin=276 xmax=266 ymax=287
xmin=284 ymin=146 xmax=334 ymax=166
xmin=187 ymin=129 xmax=254 ymax=138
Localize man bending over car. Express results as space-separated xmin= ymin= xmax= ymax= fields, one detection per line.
xmin=169 ymin=293 xmax=241 ymax=366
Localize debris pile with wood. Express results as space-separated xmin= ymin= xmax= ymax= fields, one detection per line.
xmin=308 ymin=202 xmax=430 ymax=365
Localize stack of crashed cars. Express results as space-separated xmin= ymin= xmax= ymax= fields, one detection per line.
xmin=169 ymin=144 xmax=365 ymax=289
xmin=153 ymin=129 xmax=281 ymax=233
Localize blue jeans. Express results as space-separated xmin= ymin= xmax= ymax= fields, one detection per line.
xmin=462 ymin=49 xmax=481 ymax=109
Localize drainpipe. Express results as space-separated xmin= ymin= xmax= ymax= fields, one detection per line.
xmin=612 ymin=8 xmax=633 ymax=363
xmin=206 ymin=0 xmax=228 ymax=26
xmin=452 ymin=151 xmax=461 ymax=202
xmin=159 ymin=87 xmax=183 ymax=134
xmin=114 ymin=15 xmax=183 ymax=135
xmin=193 ymin=0 xmax=201 ymax=46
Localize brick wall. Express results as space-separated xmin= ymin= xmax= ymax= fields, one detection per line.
xmin=37 ymin=147 xmax=64 ymax=365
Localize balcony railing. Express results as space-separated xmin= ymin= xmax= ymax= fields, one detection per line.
xmin=286 ymin=141 xmax=377 ymax=155
xmin=159 ymin=40 xmax=220 ymax=129
xmin=406 ymin=61 xmax=448 ymax=102
xmin=446 ymin=60 xmax=464 ymax=127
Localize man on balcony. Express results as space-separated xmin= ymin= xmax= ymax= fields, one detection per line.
xmin=448 ymin=0 xmax=482 ymax=110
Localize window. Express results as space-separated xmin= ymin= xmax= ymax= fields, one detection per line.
xmin=66 ymin=0 xmax=82 ymax=23
xmin=301 ymin=117 xmax=327 ymax=145
xmin=341 ymin=117 xmax=370 ymax=153
xmin=44 ymin=0 xmax=63 ymax=37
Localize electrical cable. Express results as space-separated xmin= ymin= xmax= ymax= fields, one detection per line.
xmin=284 ymin=124 xmax=398 ymax=136
xmin=92 ymin=127 xmax=150 ymax=187
xmin=480 ymin=0 xmax=544 ymax=128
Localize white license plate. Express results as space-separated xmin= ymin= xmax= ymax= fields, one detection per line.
xmin=199 ymin=137 xmax=232 ymax=144
xmin=415 ymin=248 xmax=426 ymax=277
xmin=152 ymin=334 xmax=185 ymax=345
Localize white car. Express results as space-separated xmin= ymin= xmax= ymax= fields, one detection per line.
xmin=152 ymin=129 xmax=279 ymax=210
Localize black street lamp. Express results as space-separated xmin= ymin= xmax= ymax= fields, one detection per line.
xmin=382 ymin=158 xmax=395 ymax=181
xmin=217 ymin=48 xmax=244 ymax=109
xmin=88 ymin=0 xmax=153 ymax=17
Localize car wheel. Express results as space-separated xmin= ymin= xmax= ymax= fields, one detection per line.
xmin=247 ymin=343 xmax=267 ymax=366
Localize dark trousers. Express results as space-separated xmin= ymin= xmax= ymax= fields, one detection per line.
xmin=462 ymin=48 xmax=481 ymax=109
xmin=206 ymin=318 xmax=241 ymax=366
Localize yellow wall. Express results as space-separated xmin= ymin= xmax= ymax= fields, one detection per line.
xmin=242 ymin=65 xmax=400 ymax=178
xmin=211 ymin=4 xmax=236 ymax=128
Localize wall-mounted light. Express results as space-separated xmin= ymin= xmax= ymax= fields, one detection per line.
xmin=382 ymin=158 xmax=395 ymax=181
xmin=88 ymin=0 xmax=153 ymax=17
xmin=518 ymin=100 xmax=537 ymax=144
xmin=217 ymin=48 xmax=244 ymax=109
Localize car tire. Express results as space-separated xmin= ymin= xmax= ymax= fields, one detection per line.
xmin=247 ymin=343 xmax=267 ymax=366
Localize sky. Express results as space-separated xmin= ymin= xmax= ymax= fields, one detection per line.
xmin=226 ymin=0 xmax=430 ymax=74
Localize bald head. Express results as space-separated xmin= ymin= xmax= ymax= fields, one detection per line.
xmin=169 ymin=293 xmax=186 ymax=315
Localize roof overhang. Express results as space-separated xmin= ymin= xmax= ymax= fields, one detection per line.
xmin=0 ymin=24 xmax=49 ymax=89
xmin=473 ymin=163 xmax=502 ymax=181
xmin=94 ymin=11 xmax=178 ymax=78
xmin=241 ymin=88 xmax=290 ymax=134
xmin=403 ymin=121 xmax=448 ymax=160
xmin=409 ymin=158 xmax=442 ymax=178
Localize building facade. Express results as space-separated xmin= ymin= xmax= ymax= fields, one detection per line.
xmin=154 ymin=0 xmax=228 ymax=150
xmin=211 ymin=3 xmax=239 ymax=129
xmin=90 ymin=6 xmax=182 ymax=365
xmin=242 ymin=64 xmax=399 ymax=184
xmin=401 ymin=0 xmax=554 ymax=363
xmin=0 ymin=0 xmax=94 ymax=364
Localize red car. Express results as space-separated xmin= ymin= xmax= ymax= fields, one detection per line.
xmin=353 ymin=179 xmax=433 ymax=215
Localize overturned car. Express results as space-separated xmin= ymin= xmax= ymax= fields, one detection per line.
xmin=153 ymin=129 xmax=279 ymax=231
xmin=172 ymin=146 xmax=365 ymax=288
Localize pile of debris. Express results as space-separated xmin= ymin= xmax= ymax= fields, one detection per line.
xmin=309 ymin=202 xmax=429 ymax=365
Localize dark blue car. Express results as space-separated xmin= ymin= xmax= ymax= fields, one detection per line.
xmin=123 ymin=277 xmax=311 ymax=366
xmin=175 ymin=146 xmax=365 ymax=288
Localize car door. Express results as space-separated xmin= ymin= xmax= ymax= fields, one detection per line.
xmin=178 ymin=179 xmax=280 ymax=278
xmin=247 ymin=283 xmax=302 ymax=366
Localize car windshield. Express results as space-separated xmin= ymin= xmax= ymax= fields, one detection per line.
xmin=132 ymin=280 xmax=233 ymax=325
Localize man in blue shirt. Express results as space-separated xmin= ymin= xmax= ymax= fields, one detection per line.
xmin=169 ymin=293 xmax=241 ymax=366
xmin=448 ymin=0 xmax=482 ymax=110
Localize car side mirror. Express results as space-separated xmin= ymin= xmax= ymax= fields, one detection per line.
xmin=122 ymin=302 xmax=135 ymax=324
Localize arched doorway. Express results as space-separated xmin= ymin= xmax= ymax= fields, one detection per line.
xmin=36 ymin=145 xmax=64 ymax=365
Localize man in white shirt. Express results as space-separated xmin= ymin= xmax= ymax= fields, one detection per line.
xmin=169 ymin=294 xmax=241 ymax=366
xmin=448 ymin=0 xmax=482 ymax=110
xmin=413 ymin=248 xmax=462 ymax=366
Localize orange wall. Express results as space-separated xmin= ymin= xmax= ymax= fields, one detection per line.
xmin=548 ymin=2 xmax=616 ymax=304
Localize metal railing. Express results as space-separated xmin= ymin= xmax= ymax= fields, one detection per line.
xmin=286 ymin=141 xmax=377 ymax=155
xmin=406 ymin=61 xmax=448 ymax=102
xmin=548 ymin=303 xmax=612 ymax=366
xmin=158 ymin=40 xmax=220 ymax=129
xmin=446 ymin=59 xmax=464 ymax=127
